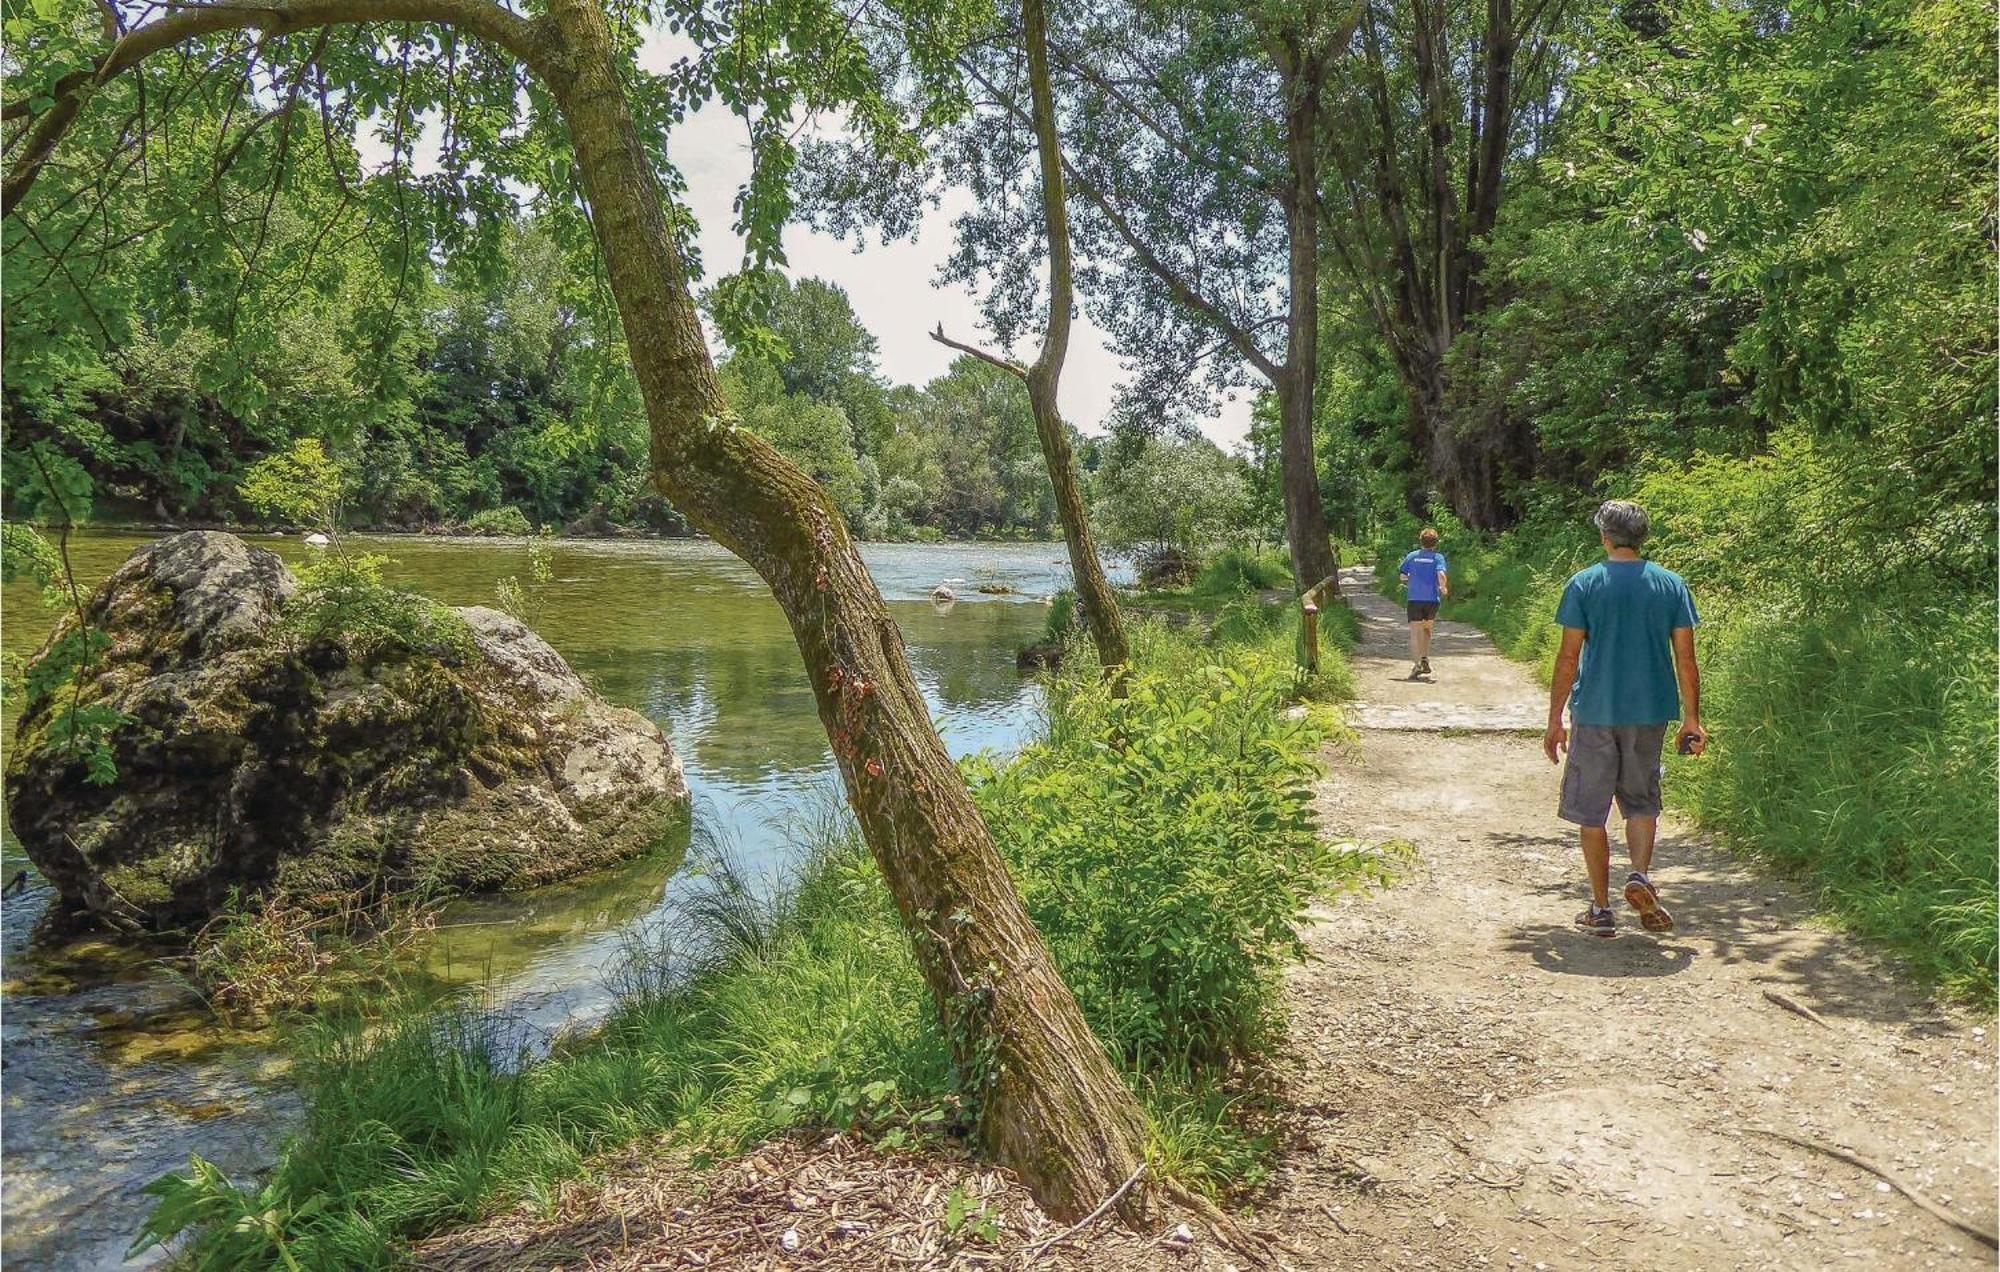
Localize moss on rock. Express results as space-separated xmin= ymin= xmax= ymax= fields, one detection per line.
xmin=4 ymin=532 xmax=689 ymax=931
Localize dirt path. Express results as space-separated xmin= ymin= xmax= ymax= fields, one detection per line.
xmin=1256 ymin=567 xmax=1997 ymax=1270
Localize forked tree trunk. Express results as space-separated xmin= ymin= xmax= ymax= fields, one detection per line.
xmin=538 ymin=0 xmax=1148 ymax=1219
xmin=1021 ymin=0 xmax=1128 ymax=677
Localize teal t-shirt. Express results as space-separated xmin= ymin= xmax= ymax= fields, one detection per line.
xmin=1554 ymin=560 xmax=1699 ymax=726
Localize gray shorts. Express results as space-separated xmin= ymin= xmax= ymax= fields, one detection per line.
xmin=1558 ymin=723 xmax=1669 ymax=825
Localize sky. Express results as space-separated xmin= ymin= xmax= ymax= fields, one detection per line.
xmin=659 ymin=97 xmax=1253 ymax=448
xmin=356 ymin=32 xmax=1255 ymax=448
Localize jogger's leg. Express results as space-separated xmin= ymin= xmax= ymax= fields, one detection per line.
xmin=1580 ymin=826 xmax=1612 ymax=909
xmin=1625 ymin=815 xmax=1658 ymax=877
xmin=1415 ymin=620 xmax=1434 ymax=663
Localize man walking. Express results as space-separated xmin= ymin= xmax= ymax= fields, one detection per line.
xmin=1398 ymin=528 xmax=1448 ymax=679
xmin=1543 ymin=500 xmax=1705 ymax=937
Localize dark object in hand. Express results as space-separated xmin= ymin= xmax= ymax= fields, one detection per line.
xmin=1677 ymin=732 xmax=1700 ymax=756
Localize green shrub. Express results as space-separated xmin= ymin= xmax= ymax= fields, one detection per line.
xmin=970 ymin=636 xmax=1342 ymax=1068
xmin=1190 ymin=545 xmax=1293 ymax=597
xmin=464 ymin=505 xmax=533 ymax=537
xmin=284 ymin=553 xmax=475 ymax=663
xmin=240 ymin=439 xmax=345 ymax=531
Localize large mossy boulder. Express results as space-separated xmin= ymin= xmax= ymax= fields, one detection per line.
xmin=4 ymin=532 xmax=689 ymax=931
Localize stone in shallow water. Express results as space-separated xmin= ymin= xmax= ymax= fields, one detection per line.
xmin=4 ymin=531 xmax=688 ymax=931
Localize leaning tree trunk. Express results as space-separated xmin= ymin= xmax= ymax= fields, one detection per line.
xmin=538 ymin=0 xmax=1148 ymax=1219
xmin=1021 ymin=0 xmax=1128 ymax=677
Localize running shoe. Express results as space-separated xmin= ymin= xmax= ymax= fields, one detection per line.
xmin=1623 ymin=873 xmax=1674 ymax=933
xmin=1573 ymin=905 xmax=1616 ymax=938
xmin=1420 ymin=657 xmax=1432 ymax=674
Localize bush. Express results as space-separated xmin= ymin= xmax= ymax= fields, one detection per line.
xmin=1191 ymin=546 xmax=1292 ymax=597
xmin=970 ymin=634 xmax=1341 ymax=1068
xmin=463 ymin=505 xmax=533 ymax=537
xmin=284 ymin=553 xmax=475 ymax=663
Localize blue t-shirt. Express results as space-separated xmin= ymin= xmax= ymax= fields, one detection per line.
xmin=1555 ymin=560 xmax=1699 ymax=726
xmin=1400 ymin=549 xmax=1448 ymax=603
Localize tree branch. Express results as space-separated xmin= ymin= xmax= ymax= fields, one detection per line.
xmin=959 ymin=54 xmax=1283 ymax=384
xmin=930 ymin=322 xmax=1028 ymax=381
xmin=3 ymin=0 xmax=546 ymax=216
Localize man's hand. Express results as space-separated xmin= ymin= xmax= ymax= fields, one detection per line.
xmin=1544 ymin=721 xmax=1568 ymax=764
xmin=1675 ymin=719 xmax=1708 ymax=757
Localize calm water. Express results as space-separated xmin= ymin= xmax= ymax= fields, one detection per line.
xmin=0 ymin=531 xmax=1120 ymax=1270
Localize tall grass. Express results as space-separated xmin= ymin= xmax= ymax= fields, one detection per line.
xmin=138 ymin=606 xmax=1366 ymax=1267
xmin=1374 ymin=508 xmax=1998 ymax=1004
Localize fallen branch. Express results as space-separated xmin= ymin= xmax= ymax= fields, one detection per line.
xmin=1748 ymin=1128 xmax=1997 ymax=1249
xmin=1025 ymin=1161 xmax=1146 ymax=1259
xmin=1761 ymin=989 xmax=1831 ymax=1029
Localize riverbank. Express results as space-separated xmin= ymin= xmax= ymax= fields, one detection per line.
xmin=0 ymin=533 xmax=1082 ymax=1269
xmin=137 ymin=589 xmax=1370 ymax=1266
xmin=22 ymin=517 xmax=1099 ymax=548
xmin=1371 ymin=516 xmax=1997 ymax=1006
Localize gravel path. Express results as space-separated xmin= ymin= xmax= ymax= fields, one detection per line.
xmin=1254 ymin=567 xmax=1997 ymax=1270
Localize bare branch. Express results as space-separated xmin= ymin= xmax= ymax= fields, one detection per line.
xmin=930 ymin=322 xmax=1028 ymax=381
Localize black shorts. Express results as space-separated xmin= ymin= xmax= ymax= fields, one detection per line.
xmin=1407 ymin=601 xmax=1439 ymax=621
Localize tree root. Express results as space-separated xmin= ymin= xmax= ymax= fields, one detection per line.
xmin=1159 ymin=1179 xmax=1286 ymax=1265
xmin=1749 ymin=1127 xmax=1997 ymax=1249
xmin=1026 ymin=1162 xmax=1146 ymax=1259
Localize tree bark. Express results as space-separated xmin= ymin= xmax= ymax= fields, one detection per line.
xmin=536 ymin=0 xmax=1150 ymax=1220
xmin=1020 ymin=0 xmax=1128 ymax=676
xmin=1276 ymin=43 xmax=1338 ymax=592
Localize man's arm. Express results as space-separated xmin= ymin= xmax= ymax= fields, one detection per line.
xmin=1545 ymin=627 xmax=1585 ymax=763
xmin=1672 ymin=627 xmax=1705 ymax=755
xmin=1438 ymin=568 xmax=1449 ymax=599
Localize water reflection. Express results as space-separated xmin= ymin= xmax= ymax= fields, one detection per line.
xmin=0 ymin=531 xmax=1117 ymax=1270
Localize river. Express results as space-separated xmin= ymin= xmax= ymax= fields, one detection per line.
xmin=0 ymin=531 xmax=1119 ymax=1270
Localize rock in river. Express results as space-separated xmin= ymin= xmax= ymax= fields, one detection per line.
xmin=3 ymin=532 xmax=689 ymax=931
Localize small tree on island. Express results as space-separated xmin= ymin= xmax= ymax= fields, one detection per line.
xmin=1093 ymin=437 xmax=1254 ymax=588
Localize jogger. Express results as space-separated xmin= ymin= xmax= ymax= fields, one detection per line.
xmin=1542 ymin=500 xmax=1705 ymax=937
xmin=1398 ymin=528 xmax=1448 ymax=679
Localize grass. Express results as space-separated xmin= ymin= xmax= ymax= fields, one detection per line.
xmin=139 ymin=598 xmax=1368 ymax=1268
xmin=1374 ymin=516 xmax=1998 ymax=1005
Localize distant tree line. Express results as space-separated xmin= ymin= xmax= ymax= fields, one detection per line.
xmin=4 ymin=222 xmax=1257 ymax=549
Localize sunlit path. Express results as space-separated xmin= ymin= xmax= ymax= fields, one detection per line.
xmin=1260 ymin=568 xmax=1998 ymax=1269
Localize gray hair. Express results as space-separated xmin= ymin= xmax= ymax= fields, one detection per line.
xmin=1593 ymin=500 xmax=1651 ymax=548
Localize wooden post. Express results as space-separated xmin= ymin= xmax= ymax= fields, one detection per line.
xmin=1301 ymin=600 xmax=1320 ymax=673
